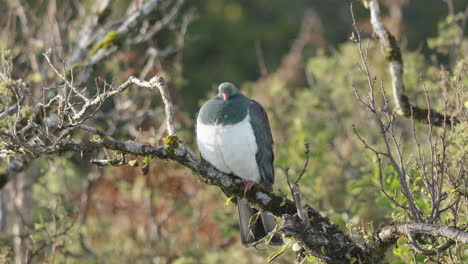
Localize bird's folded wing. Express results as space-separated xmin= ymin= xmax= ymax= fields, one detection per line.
xmin=249 ymin=100 xmax=275 ymax=190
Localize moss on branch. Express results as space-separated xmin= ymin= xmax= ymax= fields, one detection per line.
xmin=89 ymin=31 xmax=124 ymax=56
xmin=384 ymin=32 xmax=402 ymax=63
xmin=164 ymin=135 xmax=179 ymax=156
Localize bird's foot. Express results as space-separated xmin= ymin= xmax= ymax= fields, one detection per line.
xmin=242 ymin=179 xmax=255 ymax=194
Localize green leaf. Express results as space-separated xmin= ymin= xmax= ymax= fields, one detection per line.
xmin=224 ymin=195 xmax=236 ymax=207
xmin=416 ymin=255 xmax=428 ymax=263
xmin=128 ymin=159 xmax=139 ymax=167
xmin=345 ymin=253 xmax=352 ymax=260
xmin=143 ymin=155 xmax=151 ymax=163
xmin=321 ymin=246 xmax=326 ymax=255
xmin=280 ymin=198 xmax=286 ymax=207
xmin=31 ymin=72 xmax=42 ymax=83
xmin=306 ymin=255 xmax=316 ymax=262
xmin=268 ymin=243 xmax=291 ymax=263
xmin=396 ymin=237 xmax=408 ymax=247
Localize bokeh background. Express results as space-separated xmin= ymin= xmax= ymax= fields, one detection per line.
xmin=0 ymin=0 xmax=466 ymax=263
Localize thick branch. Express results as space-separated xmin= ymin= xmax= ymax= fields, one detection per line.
xmin=378 ymin=223 xmax=468 ymax=244
xmin=368 ymin=0 xmax=458 ymax=126
xmin=3 ymin=134 xmax=355 ymax=262
xmin=365 ymin=222 xmax=468 ymax=257
xmin=13 ymin=136 xmax=467 ymax=262
xmin=1 ymin=72 xmax=465 ymax=263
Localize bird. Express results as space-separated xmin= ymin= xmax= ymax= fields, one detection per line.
xmin=196 ymin=82 xmax=282 ymax=246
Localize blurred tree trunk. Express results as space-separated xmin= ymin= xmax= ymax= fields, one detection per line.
xmin=10 ymin=164 xmax=37 ymax=264
xmin=0 ymin=190 xmax=7 ymax=232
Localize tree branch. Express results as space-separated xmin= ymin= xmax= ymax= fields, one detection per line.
xmin=9 ymin=134 xmax=466 ymax=263
xmin=367 ymin=0 xmax=458 ymax=126
xmin=373 ymin=222 xmax=466 ymax=256
xmin=43 ymin=137 xmax=363 ymax=263
xmin=1 ymin=72 xmax=466 ymax=263
xmin=377 ymin=223 xmax=468 ymax=244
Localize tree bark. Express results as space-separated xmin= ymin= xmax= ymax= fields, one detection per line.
xmin=10 ymin=163 xmax=37 ymax=264
xmin=0 ymin=190 xmax=8 ymax=232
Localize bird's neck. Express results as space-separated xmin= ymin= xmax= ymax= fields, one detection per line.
xmin=199 ymin=96 xmax=249 ymax=125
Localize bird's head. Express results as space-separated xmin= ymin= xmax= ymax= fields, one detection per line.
xmin=218 ymin=82 xmax=239 ymax=101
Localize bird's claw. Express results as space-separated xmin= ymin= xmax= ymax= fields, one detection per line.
xmin=242 ymin=179 xmax=255 ymax=194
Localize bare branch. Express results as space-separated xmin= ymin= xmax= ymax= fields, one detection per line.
xmin=134 ymin=0 xmax=186 ymax=43
xmin=367 ymin=0 xmax=458 ymax=126
xmin=68 ymin=0 xmax=182 ymax=84
xmin=351 ymin=3 xmax=422 ymax=222
xmin=295 ymin=143 xmax=311 ymax=185
xmin=149 ymin=76 xmax=176 ymax=136
xmin=3 ymin=134 xmax=357 ymax=262
xmin=377 ymin=222 xmax=467 ymax=244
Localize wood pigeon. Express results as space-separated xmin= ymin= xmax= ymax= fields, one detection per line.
xmin=196 ymin=82 xmax=282 ymax=246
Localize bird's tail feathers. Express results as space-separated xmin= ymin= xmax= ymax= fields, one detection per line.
xmin=237 ymin=198 xmax=283 ymax=247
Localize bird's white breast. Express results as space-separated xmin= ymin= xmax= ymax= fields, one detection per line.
xmin=196 ymin=114 xmax=261 ymax=183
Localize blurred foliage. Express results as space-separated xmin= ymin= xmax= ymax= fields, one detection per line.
xmin=182 ymin=0 xmax=467 ymax=112
xmin=0 ymin=0 xmax=467 ymax=263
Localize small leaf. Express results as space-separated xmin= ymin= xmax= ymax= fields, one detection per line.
xmin=143 ymin=155 xmax=151 ymax=163
xmin=280 ymin=198 xmax=286 ymax=207
xmin=321 ymin=246 xmax=326 ymax=255
xmin=128 ymin=159 xmax=139 ymax=167
xmin=31 ymin=72 xmax=42 ymax=83
xmin=396 ymin=237 xmax=408 ymax=247
xmin=268 ymin=244 xmax=291 ymax=263
xmin=224 ymin=195 xmax=236 ymax=207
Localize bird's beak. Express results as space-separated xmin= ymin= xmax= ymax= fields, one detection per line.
xmin=223 ymin=94 xmax=229 ymax=100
